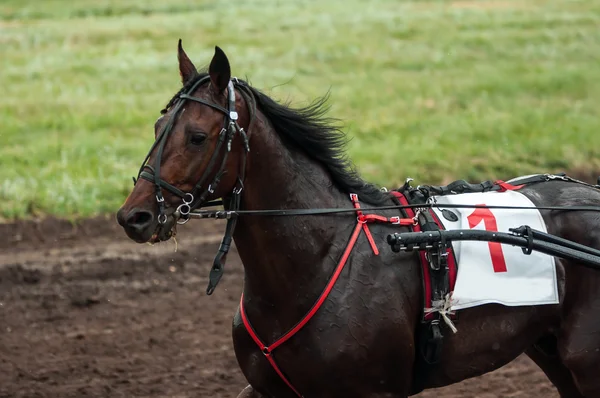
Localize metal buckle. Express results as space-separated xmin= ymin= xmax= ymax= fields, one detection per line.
xmin=390 ymin=216 xmax=401 ymax=224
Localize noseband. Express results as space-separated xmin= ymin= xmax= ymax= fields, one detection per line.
xmin=133 ymin=75 xmax=254 ymax=294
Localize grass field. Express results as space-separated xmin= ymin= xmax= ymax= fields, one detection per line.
xmin=1 ymin=0 xmax=600 ymax=219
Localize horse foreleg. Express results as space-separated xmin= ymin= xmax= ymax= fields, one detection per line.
xmin=526 ymin=344 xmax=584 ymax=397
xmin=558 ymin=267 xmax=600 ymax=397
xmin=237 ymin=385 xmax=267 ymax=398
xmin=560 ymin=330 xmax=600 ymax=397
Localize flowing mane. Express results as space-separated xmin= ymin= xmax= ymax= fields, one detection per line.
xmin=162 ymin=73 xmax=390 ymax=205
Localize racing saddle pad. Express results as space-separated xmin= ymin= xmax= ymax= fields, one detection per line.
xmin=429 ymin=190 xmax=559 ymax=311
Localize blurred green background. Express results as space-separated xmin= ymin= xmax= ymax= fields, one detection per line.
xmin=1 ymin=0 xmax=599 ymax=220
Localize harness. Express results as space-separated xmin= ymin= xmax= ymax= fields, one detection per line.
xmin=235 ymin=173 xmax=600 ymax=397
xmin=133 ymin=75 xmax=600 ymax=397
xmin=240 ymin=193 xmax=415 ymax=397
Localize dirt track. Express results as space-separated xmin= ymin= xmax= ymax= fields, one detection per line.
xmin=0 ymin=215 xmax=559 ymax=398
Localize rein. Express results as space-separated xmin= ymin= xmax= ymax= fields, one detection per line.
xmin=181 ymin=174 xmax=600 ymax=220
xmin=181 ymin=202 xmax=600 ymax=220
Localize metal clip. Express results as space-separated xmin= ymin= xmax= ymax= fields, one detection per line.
xmin=545 ymin=173 xmax=567 ymax=181
xmin=215 ymin=211 xmax=234 ymax=219
xmin=412 ymin=208 xmax=423 ymax=226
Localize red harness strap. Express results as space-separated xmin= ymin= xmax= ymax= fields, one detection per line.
xmin=239 ymin=193 xmax=414 ymax=397
xmin=495 ymin=179 xmax=524 ymax=192
xmin=391 ymin=191 xmax=433 ymax=317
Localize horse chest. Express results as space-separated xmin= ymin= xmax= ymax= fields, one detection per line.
xmin=232 ymin=294 xmax=415 ymax=397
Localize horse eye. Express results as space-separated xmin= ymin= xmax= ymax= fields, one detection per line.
xmin=190 ymin=133 xmax=207 ymax=146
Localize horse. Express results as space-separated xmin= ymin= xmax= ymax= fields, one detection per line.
xmin=116 ymin=41 xmax=600 ymax=397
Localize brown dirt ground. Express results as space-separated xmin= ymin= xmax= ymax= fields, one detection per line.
xmin=0 ymin=213 xmax=563 ymax=398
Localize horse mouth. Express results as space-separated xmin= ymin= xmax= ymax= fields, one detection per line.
xmin=147 ymin=218 xmax=177 ymax=244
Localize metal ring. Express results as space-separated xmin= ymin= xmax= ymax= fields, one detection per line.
xmin=158 ymin=214 xmax=168 ymax=224
xmin=177 ymin=217 xmax=190 ymax=225
xmin=183 ymin=193 xmax=194 ymax=205
xmin=178 ymin=203 xmax=191 ymax=216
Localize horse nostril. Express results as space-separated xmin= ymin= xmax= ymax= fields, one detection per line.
xmin=126 ymin=209 xmax=154 ymax=229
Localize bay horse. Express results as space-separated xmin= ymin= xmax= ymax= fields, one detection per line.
xmin=116 ymin=42 xmax=600 ymax=397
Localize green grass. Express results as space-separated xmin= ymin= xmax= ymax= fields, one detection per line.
xmin=1 ymin=0 xmax=600 ymax=219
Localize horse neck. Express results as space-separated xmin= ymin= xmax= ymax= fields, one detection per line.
xmin=232 ymin=112 xmax=352 ymax=323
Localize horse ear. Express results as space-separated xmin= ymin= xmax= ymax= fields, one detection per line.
xmin=209 ymin=46 xmax=231 ymax=94
xmin=177 ymin=39 xmax=198 ymax=85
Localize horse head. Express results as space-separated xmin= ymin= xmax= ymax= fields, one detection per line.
xmin=117 ymin=41 xmax=252 ymax=244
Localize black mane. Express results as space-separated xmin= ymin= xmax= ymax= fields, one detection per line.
xmin=163 ymin=73 xmax=390 ymax=205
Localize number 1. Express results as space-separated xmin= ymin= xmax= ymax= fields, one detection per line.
xmin=467 ymin=206 xmax=508 ymax=273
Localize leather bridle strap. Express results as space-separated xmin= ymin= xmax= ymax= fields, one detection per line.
xmin=136 ymin=77 xmax=252 ymax=221
xmin=133 ymin=75 xmax=254 ymax=294
xmin=205 ymin=86 xmax=253 ymax=295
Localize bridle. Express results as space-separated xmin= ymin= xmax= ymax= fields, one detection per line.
xmin=132 ymin=75 xmax=255 ymax=294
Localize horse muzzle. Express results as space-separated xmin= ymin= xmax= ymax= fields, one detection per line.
xmin=116 ymin=207 xmax=176 ymax=244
